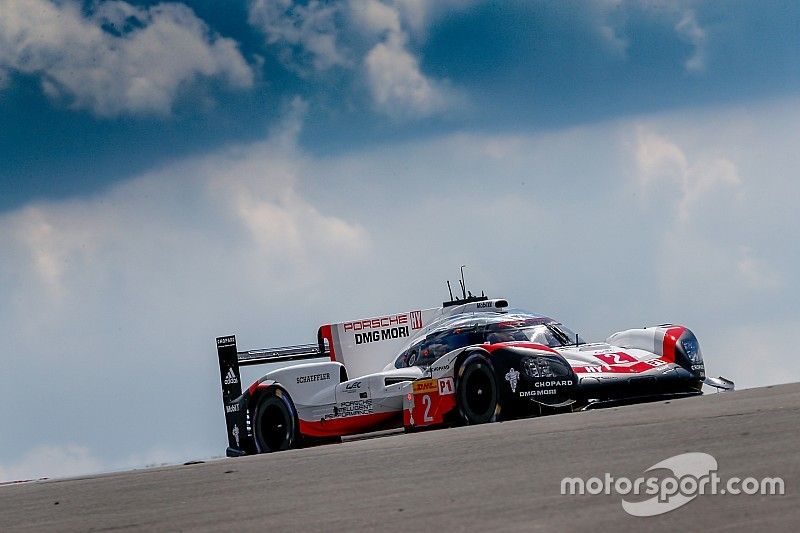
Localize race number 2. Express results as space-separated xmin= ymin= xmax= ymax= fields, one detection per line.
xmin=422 ymin=394 xmax=433 ymax=422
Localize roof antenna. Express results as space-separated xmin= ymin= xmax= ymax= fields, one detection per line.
xmin=459 ymin=265 xmax=467 ymax=299
xmin=447 ymin=280 xmax=454 ymax=301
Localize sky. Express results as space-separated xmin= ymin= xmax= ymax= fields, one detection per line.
xmin=1 ymin=0 xmax=799 ymax=481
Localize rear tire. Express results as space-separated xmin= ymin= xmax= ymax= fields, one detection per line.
xmin=253 ymin=391 xmax=298 ymax=453
xmin=456 ymin=355 xmax=499 ymax=424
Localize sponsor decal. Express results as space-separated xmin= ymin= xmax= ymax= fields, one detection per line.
xmin=691 ymin=364 xmax=705 ymax=371
xmin=337 ymin=399 xmax=373 ymax=417
xmin=354 ymin=326 xmax=409 ymax=345
xmin=532 ymin=380 xmax=573 ymax=388
xmin=343 ymin=314 xmax=408 ymax=332
xmin=438 ymin=377 xmax=455 ymax=395
xmin=645 ymin=359 xmax=668 ymax=368
xmin=520 ymin=389 xmax=557 ymax=397
xmin=429 ymin=364 xmax=450 ymax=373
xmin=232 ymin=424 xmax=240 ymax=447
xmin=476 ymin=301 xmax=493 ymax=308
xmin=225 ymin=403 xmax=240 ymax=413
xmin=596 ymin=352 xmax=636 ymax=365
xmin=413 ymin=379 xmax=438 ymax=395
xmin=224 ymin=368 xmax=238 ymax=385
xmin=345 ymin=381 xmax=362 ymax=390
xmin=217 ymin=336 xmax=235 ymax=347
xmin=410 ymin=310 xmax=423 ymax=330
xmin=297 ymin=372 xmax=331 ymax=384
xmin=584 ymin=366 xmax=604 ymax=373
xmin=505 ymin=368 xmax=520 ymax=392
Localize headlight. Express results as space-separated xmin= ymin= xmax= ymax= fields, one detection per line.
xmin=523 ymin=356 xmax=552 ymax=378
xmin=522 ymin=356 xmax=570 ymax=378
xmin=681 ymin=338 xmax=701 ymax=363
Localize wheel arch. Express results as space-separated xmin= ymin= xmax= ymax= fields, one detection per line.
xmin=248 ymin=381 xmax=302 ymax=451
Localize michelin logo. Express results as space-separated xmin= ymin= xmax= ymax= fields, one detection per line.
xmin=505 ymin=368 xmax=520 ymax=393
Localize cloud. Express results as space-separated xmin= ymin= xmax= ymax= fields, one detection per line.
xmin=0 ymin=0 xmax=254 ymax=117
xmin=350 ymin=0 xmax=402 ymax=36
xmin=390 ymin=0 xmax=480 ymax=36
xmin=588 ymin=0 xmax=629 ymax=57
xmin=630 ymin=118 xmax=788 ymax=326
xmin=248 ymin=0 xmax=349 ymax=72
xmin=634 ymin=126 xmax=742 ymax=224
xmin=588 ymin=1 xmax=709 ymax=71
xmin=248 ymin=0 xmax=462 ymax=118
xmin=674 ymin=9 xmax=707 ymax=72
xmin=363 ymin=30 xmax=455 ymax=119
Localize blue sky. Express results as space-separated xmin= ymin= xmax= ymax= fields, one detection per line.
xmin=1 ymin=0 xmax=799 ymax=480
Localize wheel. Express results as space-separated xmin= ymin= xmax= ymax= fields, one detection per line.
xmin=456 ymin=354 xmax=499 ymax=424
xmin=253 ymin=391 xmax=298 ymax=453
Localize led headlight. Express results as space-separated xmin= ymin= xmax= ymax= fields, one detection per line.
xmin=522 ymin=356 xmax=570 ymax=379
xmin=522 ymin=356 xmax=549 ymax=378
xmin=681 ymin=337 xmax=702 ymax=364
xmin=676 ymin=329 xmax=705 ymax=378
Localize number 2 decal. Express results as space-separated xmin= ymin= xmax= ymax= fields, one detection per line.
xmin=596 ymin=352 xmax=636 ymax=365
xmin=422 ymin=394 xmax=434 ymax=422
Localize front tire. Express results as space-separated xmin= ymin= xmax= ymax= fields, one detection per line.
xmin=253 ymin=391 xmax=298 ymax=453
xmin=456 ymin=354 xmax=499 ymax=424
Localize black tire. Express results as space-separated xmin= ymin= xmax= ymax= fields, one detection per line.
xmin=456 ymin=354 xmax=499 ymax=424
xmin=253 ymin=391 xmax=298 ymax=453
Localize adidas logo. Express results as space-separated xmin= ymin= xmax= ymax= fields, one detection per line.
xmin=224 ymin=368 xmax=238 ymax=385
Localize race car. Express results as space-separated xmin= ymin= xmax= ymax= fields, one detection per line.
xmin=216 ymin=295 xmax=734 ymax=456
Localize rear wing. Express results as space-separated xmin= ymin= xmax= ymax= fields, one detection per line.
xmin=216 ymin=334 xmax=329 ymax=455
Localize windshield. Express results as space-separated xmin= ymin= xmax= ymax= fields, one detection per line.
xmin=484 ymin=322 xmax=585 ymax=347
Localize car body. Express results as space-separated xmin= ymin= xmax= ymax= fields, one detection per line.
xmin=216 ymin=296 xmax=733 ymax=456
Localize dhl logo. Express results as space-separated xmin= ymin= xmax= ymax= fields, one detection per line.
xmin=412 ymin=379 xmax=438 ymax=394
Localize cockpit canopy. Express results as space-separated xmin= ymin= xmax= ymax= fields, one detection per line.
xmin=392 ymin=311 xmax=585 ymax=369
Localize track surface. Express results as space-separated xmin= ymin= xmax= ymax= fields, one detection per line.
xmin=2 ymin=383 xmax=798 ymax=531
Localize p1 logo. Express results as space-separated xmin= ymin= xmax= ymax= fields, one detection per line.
xmin=438 ymin=377 xmax=455 ymax=395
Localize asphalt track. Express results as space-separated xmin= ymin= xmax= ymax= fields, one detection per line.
xmin=2 ymin=383 xmax=798 ymax=532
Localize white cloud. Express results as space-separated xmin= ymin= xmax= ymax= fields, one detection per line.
xmin=675 ymin=9 xmax=707 ymax=72
xmin=355 ymin=0 xmax=460 ymax=118
xmin=350 ymin=0 xmax=402 ymax=35
xmin=588 ymin=1 xmax=709 ymax=71
xmin=635 ymin=126 xmax=742 ymax=224
xmin=630 ymin=118 xmax=789 ymax=322
xmin=588 ymin=0 xmax=629 ymax=57
xmin=0 ymin=0 xmax=254 ymax=117
xmin=363 ymin=31 xmax=454 ymax=119
xmin=391 ymin=0 xmax=481 ymax=36
xmin=249 ymin=0 xmax=462 ymax=118
xmin=248 ymin=0 xmax=349 ymax=72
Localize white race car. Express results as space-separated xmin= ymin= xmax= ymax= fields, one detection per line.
xmin=217 ymin=295 xmax=733 ymax=455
